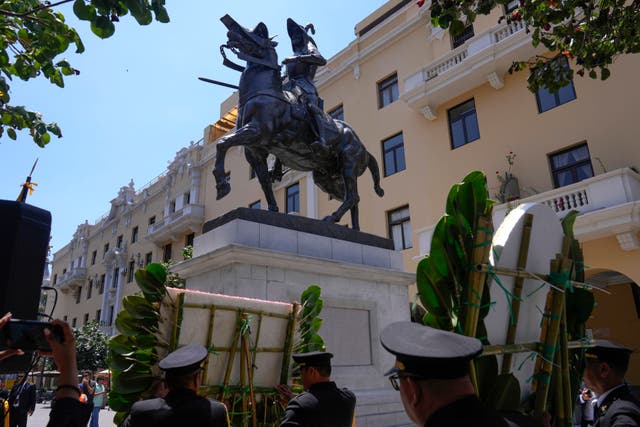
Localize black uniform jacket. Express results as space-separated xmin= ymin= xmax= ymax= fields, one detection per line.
xmin=120 ymin=388 xmax=229 ymax=427
xmin=425 ymin=395 xmax=543 ymax=427
xmin=46 ymin=397 xmax=92 ymax=427
xmin=594 ymin=385 xmax=640 ymax=427
xmin=280 ymin=381 xmax=356 ymax=427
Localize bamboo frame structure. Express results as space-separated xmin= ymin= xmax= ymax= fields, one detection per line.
xmin=169 ymin=297 xmax=299 ymax=427
xmin=501 ymin=213 xmax=533 ymax=374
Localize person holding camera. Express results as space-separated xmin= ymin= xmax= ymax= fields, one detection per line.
xmin=1 ymin=313 xmax=91 ymax=427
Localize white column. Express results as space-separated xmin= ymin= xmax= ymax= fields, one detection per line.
xmin=99 ymin=270 xmax=111 ymax=326
xmin=112 ymin=266 xmax=125 ymax=322
xmin=190 ymin=168 xmax=202 ymax=205
xmin=306 ymin=172 xmax=318 ymax=219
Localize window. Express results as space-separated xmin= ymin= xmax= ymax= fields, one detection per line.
xmin=86 ymin=280 xmax=92 ymax=300
xmin=250 ymin=200 xmax=261 ymax=210
xmin=388 ymin=206 xmax=412 ymax=250
xmin=382 ymin=133 xmax=406 ymax=177
xmin=63 ymin=315 xmax=68 ymax=323
xmin=549 ymin=143 xmax=594 ymax=188
xmin=99 ymin=274 xmax=105 ymax=294
xmin=286 ymin=183 xmax=300 ymax=214
xmin=75 ymin=286 xmax=82 ymax=304
xmin=148 ymin=216 xmax=156 ymax=225
xmin=185 ymin=233 xmax=195 ymax=248
xmin=116 ymin=235 xmax=123 ymax=248
xmin=535 ymin=61 xmax=577 ymax=113
xmin=163 ymin=243 xmax=172 ymax=262
xmin=452 ymin=24 xmax=474 ymax=49
xmin=108 ymin=306 xmax=114 ymax=326
xmin=145 ymin=252 xmax=153 ymax=266
xmin=103 ymin=243 xmax=109 ymax=257
xmin=448 ymin=99 xmax=480 ymax=149
xmin=377 ymin=73 xmax=399 ymax=108
xmin=91 ymin=250 xmax=97 ymax=265
xmin=96 ymin=309 xmax=101 ymax=323
xmin=183 ymin=192 xmax=191 ymax=205
xmin=72 ymin=318 xmax=77 ymax=328
xmin=112 ymin=268 xmax=119 ymax=288
xmin=328 ymin=104 xmax=344 ymax=121
xmin=127 ymin=260 xmax=135 ymax=283
xmin=169 ymin=200 xmax=176 ymax=214
xmin=131 ymin=226 xmax=139 ymax=244
xmin=83 ymin=313 xmax=89 ymax=325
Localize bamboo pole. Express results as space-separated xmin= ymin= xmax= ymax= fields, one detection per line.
xmin=560 ymin=306 xmax=573 ymax=427
xmin=502 ymin=214 xmax=533 ymax=374
xmin=220 ymin=311 xmax=243 ymax=402
xmin=280 ymin=303 xmax=299 ymax=385
xmin=202 ymin=306 xmax=216 ymax=385
xmin=481 ymin=339 xmax=593 ymax=356
xmin=462 ymin=215 xmax=493 ymax=393
xmin=243 ymin=333 xmax=258 ymax=427
xmin=240 ymin=313 xmax=249 ymax=427
xmin=534 ymin=239 xmax=571 ymax=419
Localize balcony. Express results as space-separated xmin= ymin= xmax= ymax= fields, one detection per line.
xmin=401 ymin=20 xmax=542 ymax=119
xmin=417 ymin=168 xmax=640 ymax=256
xmin=146 ymin=204 xmax=205 ymax=245
xmin=492 ymin=168 xmax=640 ymax=249
xmin=56 ymin=267 xmax=87 ymax=292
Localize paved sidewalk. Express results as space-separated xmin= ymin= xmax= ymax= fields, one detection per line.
xmin=31 ymin=403 xmax=117 ymax=427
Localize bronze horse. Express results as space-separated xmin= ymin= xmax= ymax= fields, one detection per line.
xmin=212 ymin=15 xmax=384 ymax=231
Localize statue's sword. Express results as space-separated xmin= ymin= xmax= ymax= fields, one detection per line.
xmin=198 ymin=77 xmax=239 ymax=90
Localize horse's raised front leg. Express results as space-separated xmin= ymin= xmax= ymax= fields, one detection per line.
xmin=245 ymin=150 xmax=278 ymax=212
xmin=212 ymin=123 xmax=260 ymax=200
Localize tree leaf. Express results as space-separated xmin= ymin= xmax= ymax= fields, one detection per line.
xmin=90 ymin=15 xmax=116 ymax=39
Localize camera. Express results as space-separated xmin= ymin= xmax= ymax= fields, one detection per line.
xmin=0 ymin=319 xmax=64 ymax=352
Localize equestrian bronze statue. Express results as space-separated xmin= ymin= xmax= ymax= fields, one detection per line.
xmin=213 ymin=15 xmax=384 ymax=231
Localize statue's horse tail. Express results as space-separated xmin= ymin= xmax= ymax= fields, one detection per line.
xmin=367 ymin=153 xmax=385 ymax=197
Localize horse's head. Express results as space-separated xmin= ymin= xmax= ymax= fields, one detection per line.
xmin=220 ymin=14 xmax=278 ymax=59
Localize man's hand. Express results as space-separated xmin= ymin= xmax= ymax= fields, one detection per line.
xmin=0 ymin=313 xmax=24 ymax=361
xmin=41 ymin=320 xmax=79 ymax=400
xmin=275 ymin=384 xmax=295 ymax=406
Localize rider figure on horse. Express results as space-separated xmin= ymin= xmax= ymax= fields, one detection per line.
xmin=282 ymin=18 xmax=329 ymax=155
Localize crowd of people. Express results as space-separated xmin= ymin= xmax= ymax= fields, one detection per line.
xmin=1 ymin=310 xmax=639 ymax=427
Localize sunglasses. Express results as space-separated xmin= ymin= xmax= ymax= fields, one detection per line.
xmin=388 ymin=373 xmax=423 ymax=391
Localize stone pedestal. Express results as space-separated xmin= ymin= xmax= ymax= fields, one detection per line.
xmin=171 ymin=208 xmax=414 ymax=426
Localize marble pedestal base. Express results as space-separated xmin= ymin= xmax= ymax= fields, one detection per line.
xmin=171 ymin=208 xmax=414 ymax=426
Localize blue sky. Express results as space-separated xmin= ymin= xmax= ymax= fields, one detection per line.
xmin=0 ymin=0 xmax=390 ymax=253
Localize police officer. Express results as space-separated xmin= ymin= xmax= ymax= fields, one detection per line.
xmin=380 ymin=322 xmax=542 ymax=427
xmin=582 ymin=340 xmax=640 ymax=427
xmin=120 ymin=344 xmax=229 ymax=427
xmin=278 ymin=351 xmax=355 ymax=427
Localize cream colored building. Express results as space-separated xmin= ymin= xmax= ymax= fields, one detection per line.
xmin=50 ymin=0 xmax=640 ymax=383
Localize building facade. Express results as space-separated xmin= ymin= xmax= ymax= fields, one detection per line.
xmin=49 ymin=0 xmax=640 ymax=383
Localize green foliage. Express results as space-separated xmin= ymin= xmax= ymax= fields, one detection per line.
xmin=108 ymin=262 xmax=165 ymax=423
xmin=416 ymin=171 xmax=494 ymax=331
xmin=0 ymin=0 xmax=169 ymax=146
xmin=422 ymin=0 xmax=639 ymax=91
xmin=296 ymin=285 xmax=325 ymax=353
xmin=74 ymin=321 xmax=108 ymax=371
xmin=181 ymin=245 xmax=193 ymax=260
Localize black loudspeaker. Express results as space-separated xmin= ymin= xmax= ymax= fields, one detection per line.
xmin=0 ymin=200 xmax=51 ymax=373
